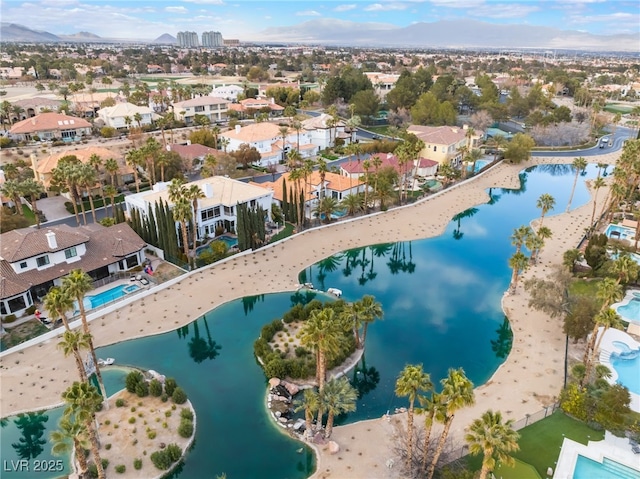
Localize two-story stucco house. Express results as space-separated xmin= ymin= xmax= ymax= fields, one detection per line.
xmin=9 ymin=112 xmax=92 ymax=142
xmin=172 ymin=96 xmax=231 ymax=125
xmin=301 ymin=113 xmax=351 ymax=150
xmin=220 ymin=123 xmax=318 ymax=167
xmin=0 ymin=224 xmax=146 ymax=316
xmin=406 ymin=125 xmax=482 ymax=166
xmin=97 ymin=103 xmax=155 ymax=130
xmin=124 ymin=177 xmax=273 ymax=241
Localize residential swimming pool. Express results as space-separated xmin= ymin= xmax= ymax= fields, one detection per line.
xmin=573 ymin=454 xmax=640 ymax=479
xmin=605 ymin=223 xmax=636 ymax=241
xmin=467 ymin=159 xmax=492 ymax=173
xmin=611 ymin=346 xmax=640 ymax=395
xmin=196 ymin=235 xmax=238 ymax=256
xmin=84 ymin=284 xmax=140 ymax=310
xmin=615 ymin=297 xmax=640 ymax=323
xmin=1 ymin=164 xmax=601 ymax=479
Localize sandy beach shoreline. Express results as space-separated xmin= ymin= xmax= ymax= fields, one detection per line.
xmin=0 ymin=151 xmax=620 ymax=478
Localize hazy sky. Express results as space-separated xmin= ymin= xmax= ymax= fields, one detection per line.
xmin=1 ymin=0 xmax=638 ymax=39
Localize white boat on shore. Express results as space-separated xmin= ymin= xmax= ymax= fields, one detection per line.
xmin=327 ymin=288 xmax=342 ymax=297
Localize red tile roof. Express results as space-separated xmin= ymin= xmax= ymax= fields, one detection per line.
xmin=10 ymin=112 xmax=91 ymax=135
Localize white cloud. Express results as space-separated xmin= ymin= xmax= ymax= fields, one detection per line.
xmin=296 ymin=10 xmax=322 ymax=16
xmin=569 ymin=11 xmax=638 ymax=24
xmin=334 ymin=4 xmax=357 ymax=12
xmin=365 ymin=3 xmax=409 ymax=12
xmin=469 ymin=4 xmax=540 ymax=19
xmin=428 ymin=0 xmax=485 ymax=7
xmin=182 ymin=0 xmax=225 ymax=4
xmin=165 ymin=6 xmax=188 ymax=13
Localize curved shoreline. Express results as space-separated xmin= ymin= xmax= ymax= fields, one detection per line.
xmin=0 ymin=152 xmax=622 ymax=478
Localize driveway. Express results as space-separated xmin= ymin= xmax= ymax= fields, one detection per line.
xmin=38 ymin=195 xmax=72 ymax=223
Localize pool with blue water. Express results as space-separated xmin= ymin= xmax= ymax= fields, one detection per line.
xmin=573 ymin=455 xmax=640 ymax=479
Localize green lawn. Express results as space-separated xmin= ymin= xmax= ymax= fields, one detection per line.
xmin=569 ymin=278 xmax=602 ymax=297
xmin=269 ymin=222 xmax=294 ymax=243
xmin=464 ymin=412 xmax=603 ymax=479
xmin=494 ymin=458 xmax=542 ymax=479
xmin=604 ymin=104 xmax=633 ymax=114
xmin=513 ymin=411 xmax=604 ymax=478
xmin=21 ymin=204 xmax=36 ymax=222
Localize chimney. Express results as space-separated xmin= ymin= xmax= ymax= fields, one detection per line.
xmin=462 ymin=124 xmax=468 ymax=130
xmin=45 ymin=230 xmax=57 ymax=249
xmin=235 ymin=124 xmax=241 ymax=134
xmin=387 ymin=153 xmax=393 ymax=160
xmin=202 ymin=183 xmax=213 ymax=198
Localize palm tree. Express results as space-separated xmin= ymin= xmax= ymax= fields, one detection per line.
xmin=103 ymin=184 xmax=117 ymax=219
xmin=359 ymin=295 xmax=383 ymax=348
xmin=279 ymin=125 xmax=289 ymax=163
xmin=103 ymin=158 xmax=119 ymax=187
xmin=18 ymin=179 xmax=44 ymax=228
xmin=563 ymin=248 xmax=583 ymax=273
xmin=125 ymin=149 xmax=142 ymax=193
xmin=566 ymin=157 xmax=588 ymax=212
xmin=133 ymin=112 xmax=142 ymax=128
xmin=510 ymin=226 xmax=532 ymax=254
xmin=173 ymin=197 xmax=193 ymax=267
xmin=0 ymin=179 xmax=24 ymax=216
xmin=362 ymin=159 xmax=371 ymax=210
xmin=508 ymin=252 xmax=529 ymax=294
xmin=341 ymin=193 xmax=363 ymax=217
xmin=318 ymin=158 xmax=328 ymax=199
xmin=584 ymin=307 xmax=623 ymax=384
xmin=294 ymin=389 xmax=320 ymax=439
xmin=156 ymin=152 xmax=170 ymax=182
xmin=314 ymin=197 xmax=339 ymax=224
xmin=465 ymin=410 xmax=520 ymax=479
xmin=395 ymin=364 xmax=433 ymax=471
xmin=589 ymin=176 xmax=606 ymax=233
xmin=341 ymin=301 xmax=364 ymax=349
xmin=417 ymin=392 xmax=444 ymax=474
xmin=610 ymin=254 xmax=639 ymax=286
xmin=62 ymin=270 xmax=107 ymax=406
xmin=62 ymin=382 xmax=106 ymax=479
xmin=525 ymin=233 xmax=545 ymax=265
xmin=50 ymin=415 xmax=90 ymax=477
xmin=536 ymin=193 xmax=555 ymax=231
xmin=300 ymin=308 xmax=343 ymax=392
xmin=77 ymin=164 xmax=98 ymax=224
xmin=596 ymin=277 xmax=623 ymax=312
xmin=58 ymin=330 xmax=90 ymax=383
xmin=185 ymin=184 xmax=205 ymax=244
xmin=43 ymin=286 xmax=74 ymax=331
xmin=124 ymin=115 xmax=132 ymax=129
xmin=426 ymin=368 xmax=475 ymax=479
xmin=320 ymin=377 xmax=358 ymax=438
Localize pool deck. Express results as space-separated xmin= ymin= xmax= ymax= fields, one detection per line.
xmin=0 ymin=150 xmax=624 ymax=479
xmin=597 ymin=327 xmax=640 ymax=413
xmin=554 ymin=433 xmax=640 ymax=479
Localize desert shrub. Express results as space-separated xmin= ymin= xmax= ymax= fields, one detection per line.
xmin=100 ymin=126 xmax=117 ymax=138
xmin=135 ymin=381 xmax=149 ymax=397
xmin=115 ymin=464 xmax=125 ymax=474
xmin=105 ymin=443 xmax=112 ymax=450
xmin=253 ymin=337 xmax=272 ymax=359
xmin=104 ymin=420 xmax=111 ymax=426
xmin=178 ymin=419 xmax=193 ymax=438
xmin=161 ymin=393 xmax=168 ymax=402
xmin=150 ymin=450 xmax=172 ymax=470
xmin=2 ymin=314 xmax=17 ymax=323
xmin=264 ymin=356 xmax=286 ymax=379
xmin=166 ymin=443 xmax=182 ymax=462
xmin=115 ymin=398 xmax=125 ymax=407
xmin=295 ymin=346 xmax=309 ymax=358
xmin=147 ymin=429 xmax=157 ymax=440
xmin=149 ymin=379 xmax=163 ymax=397
xmin=125 ymin=371 xmax=145 ymax=393
xmin=0 ymin=137 xmax=13 ymax=148
xmin=133 ymin=458 xmax=142 ymax=470
xmin=172 ymin=387 xmax=187 ymax=404
xmin=87 ymin=459 xmax=109 ymax=478
xmin=180 ymin=408 xmax=193 ymax=421
xmin=25 ymin=305 xmax=37 ymax=315
xmin=164 ymin=378 xmax=177 ymax=396
xmin=128 ymin=417 xmax=136 ymax=424
xmin=164 ymin=410 xmax=172 ymax=418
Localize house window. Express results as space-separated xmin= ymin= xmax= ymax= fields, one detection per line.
xmin=224 ymin=206 xmax=234 ymax=215
xmin=36 ymin=255 xmax=50 ymax=267
xmin=20 ymin=261 xmax=27 ymax=269
xmin=214 ymin=206 xmax=221 ymax=217
xmin=250 ymin=200 xmax=256 ymax=208
xmin=195 ymin=106 xmax=205 ymax=112
xmin=64 ymin=247 xmax=77 ymax=259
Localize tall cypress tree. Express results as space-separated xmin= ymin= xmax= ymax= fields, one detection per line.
xmin=147 ymin=205 xmax=158 ymax=247
xmin=154 ymin=201 xmax=165 ymax=253
xmin=289 ymin=186 xmax=296 ymax=223
xmin=282 ymin=178 xmax=289 ymax=222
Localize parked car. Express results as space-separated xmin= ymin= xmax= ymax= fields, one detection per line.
xmin=599 ymin=137 xmax=609 ymax=148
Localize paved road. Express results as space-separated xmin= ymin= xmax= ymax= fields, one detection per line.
xmin=532 ymin=126 xmax=634 ymax=158
xmin=41 ymin=204 xmax=114 ymax=228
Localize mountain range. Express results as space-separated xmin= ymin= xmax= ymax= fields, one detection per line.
xmin=1 ymin=20 xmax=638 ymax=52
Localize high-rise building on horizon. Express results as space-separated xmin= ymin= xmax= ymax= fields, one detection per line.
xmin=177 ymin=31 xmax=199 ymax=48
xmin=202 ymin=31 xmax=223 ymax=48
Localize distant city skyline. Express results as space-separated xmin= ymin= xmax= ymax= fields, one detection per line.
xmin=1 ymin=0 xmax=638 ymax=41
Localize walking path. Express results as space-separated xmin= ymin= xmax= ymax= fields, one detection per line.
xmin=0 ymin=151 xmax=621 ymax=478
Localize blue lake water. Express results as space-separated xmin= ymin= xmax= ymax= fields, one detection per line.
xmin=1 ymin=163 xmax=599 ymax=479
